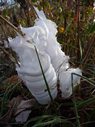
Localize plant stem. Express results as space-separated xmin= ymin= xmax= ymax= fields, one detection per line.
xmin=71 ymin=73 xmax=81 ymax=127
xmin=34 ymin=46 xmax=53 ymax=102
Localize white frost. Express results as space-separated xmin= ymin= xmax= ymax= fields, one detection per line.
xmin=9 ymin=7 xmax=82 ymax=104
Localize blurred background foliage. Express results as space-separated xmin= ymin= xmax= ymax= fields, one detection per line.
xmin=0 ymin=0 xmax=95 ymax=78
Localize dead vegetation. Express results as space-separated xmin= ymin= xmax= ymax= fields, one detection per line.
xmin=0 ymin=0 xmax=95 ymax=127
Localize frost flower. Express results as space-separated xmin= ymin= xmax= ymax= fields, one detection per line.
xmin=9 ymin=7 xmax=82 ymax=104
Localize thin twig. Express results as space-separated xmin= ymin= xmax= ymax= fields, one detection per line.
xmin=0 ymin=15 xmax=24 ymax=36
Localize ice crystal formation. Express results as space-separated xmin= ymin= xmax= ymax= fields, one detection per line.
xmin=9 ymin=7 xmax=82 ymax=104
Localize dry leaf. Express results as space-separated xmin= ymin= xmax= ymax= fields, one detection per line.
xmin=15 ymin=110 xmax=31 ymax=123
xmin=8 ymin=96 xmax=23 ymax=108
xmin=0 ymin=96 xmax=36 ymax=125
xmin=14 ymin=99 xmax=36 ymax=116
xmin=0 ymin=96 xmax=23 ymax=124
xmin=15 ymin=99 xmax=36 ymax=123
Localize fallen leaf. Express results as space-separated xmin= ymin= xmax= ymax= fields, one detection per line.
xmin=8 ymin=96 xmax=23 ymax=109
xmin=0 ymin=96 xmax=23 ymax=124
xmin=14 ymin=99 xmax=36 ymax=123
xmin=15 ymin=110 xmax=31 ymax=123
xmin=0 ymin=96 xmax=37 ymax=125
xmin=14 ymin=99 xmax=36 ymax=116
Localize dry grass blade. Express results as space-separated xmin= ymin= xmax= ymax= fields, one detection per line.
xmin=0 ymin=15 xmax=24 ymax=36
